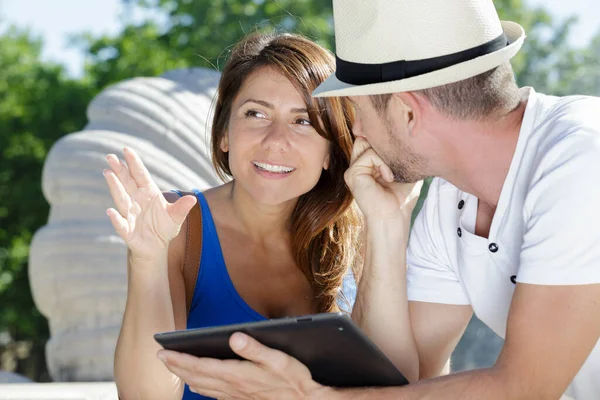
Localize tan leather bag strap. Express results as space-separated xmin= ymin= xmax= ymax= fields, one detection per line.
xmin=181 ymin=191 xmax=202 ymax=317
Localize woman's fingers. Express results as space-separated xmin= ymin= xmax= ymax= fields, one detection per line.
xmin=104 ymin=148 xmax=192 ymax=249
xmin=106 ymin=153 xmax=137 ymax=195
xmin=168 ymin=195 xmax=197 ymax=227
xmin=103 ymin=168 xmax=132 ymax=217
xmin=122 ymin=147 xmax=155 ymax=189
xmin=106 ymin=207 xmax=130 ymax=239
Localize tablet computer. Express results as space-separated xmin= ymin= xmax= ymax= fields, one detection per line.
xmin=154 ymin=312 xmax=409 ymax=388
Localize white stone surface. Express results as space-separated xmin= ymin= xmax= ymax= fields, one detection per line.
xmin=0 ymin=382 xmax=576 ymax=400
xmin=0 ymin=382 xmax=117 ymax=400
xmin=28 ymin=68 xmax=222 ymax=382
xmin=0 ymin=372 xmax=32 ymax=383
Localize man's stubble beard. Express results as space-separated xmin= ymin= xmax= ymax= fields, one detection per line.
xmin=379 ymin=121 xmax=428 ymax=184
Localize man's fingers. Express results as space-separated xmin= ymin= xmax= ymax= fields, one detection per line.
xmin=346 ymin=147 xmax=394 ymax=188
xmin=158 ymin=343 xmax=319 ymax=399
xmin=158 ymin=350 xmax=229 ymax=383
xmin=350 ymin=136 xmax=373 ymax=164
xmin=349 ymin=138 xmax=394 ymax=182
xmin=189 ymin=387 xmax=228 ymax=400
xmin=158 ymin=350 xmax=248 ymax=399
xmin=158 ymin=350 xmax=247 ymax=377
xmin=158 ymin=351 xmax=233 ymax=398
xmin=230 ymin=332 xmax=292 ymax=372
xmin=379 ymin=161 xmax=394 ymax=183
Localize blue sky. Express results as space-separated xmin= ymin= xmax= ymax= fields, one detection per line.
xmin=1 ymin=0 xmax=598 ymax=78
xmin=0 ymin=0 xmax=159 ymax=76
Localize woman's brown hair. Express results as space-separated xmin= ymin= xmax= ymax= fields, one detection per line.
xmin=211 ymin=31 xmax=362 ymax=312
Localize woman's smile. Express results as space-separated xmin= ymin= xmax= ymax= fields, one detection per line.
xmin=251 ymin=160 xmax=296 ymax=179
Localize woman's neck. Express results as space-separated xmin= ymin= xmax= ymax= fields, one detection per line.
xmin=226 ymin=181 xmax=297 ymax=243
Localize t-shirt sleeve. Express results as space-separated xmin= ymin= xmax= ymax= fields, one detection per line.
xmin=406 ymin=179 xmax=471 ymax=305
xmin=518 ymin=132 xmax=600 ymax=285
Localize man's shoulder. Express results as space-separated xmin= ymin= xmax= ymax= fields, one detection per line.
xmin=524 ymin=91 xmax=600 ymax=172
xmin=531 ymin=90 xmax=600 ymax=134
xmin=553 ymin=96 xmax=600 ymax=127
xmin=552 ymin=93 xmax=600 ymax=111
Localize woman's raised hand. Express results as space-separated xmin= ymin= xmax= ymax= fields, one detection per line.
xmin=103 ymin=147 xmax=197 ymax=260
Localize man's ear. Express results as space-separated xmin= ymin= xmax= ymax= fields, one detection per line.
xmin=220 ymin=134 xmax=229 ymax=152
xmin=395 ymin=92 xmax=421 ymax=137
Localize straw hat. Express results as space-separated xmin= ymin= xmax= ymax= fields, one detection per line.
xmin=313 ymin=0 xmax=525 ymax=97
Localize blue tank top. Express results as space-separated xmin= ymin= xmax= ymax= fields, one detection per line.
xmin=174 ymin=189 xmax=356 ymax=400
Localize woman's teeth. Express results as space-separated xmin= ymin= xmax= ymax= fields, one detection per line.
xmin=253 ymin=162 xmax=295 ymax=173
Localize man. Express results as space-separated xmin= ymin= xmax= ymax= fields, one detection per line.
xmin=158 ymin=1 xmax=600 ymax=398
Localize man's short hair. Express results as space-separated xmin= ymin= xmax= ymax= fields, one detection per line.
xmin=370 ymin=62 xmax=521 ymax=120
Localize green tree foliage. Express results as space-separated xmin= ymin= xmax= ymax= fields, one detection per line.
xmin=77 ymin=0 xmax=334 ymax=89
xmin=75 ymin=23 xmax=190 ymax=94
xmin=0 ymin=27 xmax=95 ymax=380
xmin=552 ymin=33 xmax=600 ymax=96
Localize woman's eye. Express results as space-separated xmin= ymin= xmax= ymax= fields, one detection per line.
xmin=245 ymin=110 xmax=266 ymax=119
xmin=295 ymin=117 xmax=312 ymax=126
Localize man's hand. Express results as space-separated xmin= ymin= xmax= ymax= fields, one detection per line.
xmin=344 ymin=137 xmax=422 ymax=225
xmin=158 ymin=332 xmax=331 ymax=400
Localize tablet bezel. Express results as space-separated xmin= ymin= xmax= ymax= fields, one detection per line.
xmin=154 ymin=312 xmax=409 ymax=388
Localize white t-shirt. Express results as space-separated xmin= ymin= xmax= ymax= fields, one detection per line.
xmin=406 ymin=87 xmax=600 ymax=400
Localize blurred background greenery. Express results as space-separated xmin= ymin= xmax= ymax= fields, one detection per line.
xmin=1 ymin=0 xmax=599 ymax=382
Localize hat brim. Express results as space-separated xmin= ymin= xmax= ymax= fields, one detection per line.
xmin=313 ymin=21 xmax=525 ymax=98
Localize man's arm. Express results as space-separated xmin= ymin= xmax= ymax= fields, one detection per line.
xmin=409 ymin=301 xmax=471 ymax=379
xmin=345 ymin=138 xmax=473 ymax=383
xmin=332 ymin=283 xmax=600 ymax=399
xmin=351 ymin=216 xmax=472 ymax=382
xmin=158 ymin=283 xmax=599 ymax=400
xmin=344 ymin=131 xmax=600 ymax=398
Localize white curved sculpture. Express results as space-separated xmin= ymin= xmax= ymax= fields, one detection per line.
xmin=28 ymin=68 xmax=222 ymax=382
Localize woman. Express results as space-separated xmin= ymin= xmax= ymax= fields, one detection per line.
xmin=104 ymin=31 xmax=362 ymax=400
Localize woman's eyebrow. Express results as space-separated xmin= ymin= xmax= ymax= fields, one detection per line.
xmin=240 ymin=98 xmax=307 ymax=114
xmin=241 ymin=98 xmax=273 ymax=109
